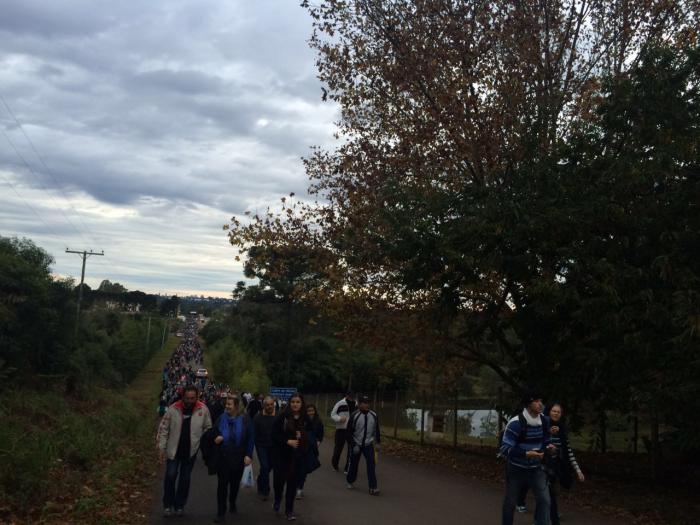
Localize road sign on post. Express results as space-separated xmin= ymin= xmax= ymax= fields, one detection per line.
xmin=270 ymin=387 xmax=297 ymax=401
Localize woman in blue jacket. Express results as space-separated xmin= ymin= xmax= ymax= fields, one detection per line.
xmin=213 ymin=394 xmax=254 ymax=523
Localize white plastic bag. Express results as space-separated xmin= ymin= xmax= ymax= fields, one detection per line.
xmin=241 ymin=464 xmax=254 ymax=488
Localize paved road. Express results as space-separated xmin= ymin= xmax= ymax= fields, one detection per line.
xmin=151 ymin=439 xmax=616 ymax=525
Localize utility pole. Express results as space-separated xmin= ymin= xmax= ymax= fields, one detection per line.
xmin=161 ymin=319 xmax=169 ymax=349
xmin=146 ymin=315 xmax=152 ymax=354
xmin=66 ymin=248 xmax=104 ymax=337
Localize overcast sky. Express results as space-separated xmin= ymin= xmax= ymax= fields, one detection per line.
xmin=0 ymin=0 xmax=337 ymax=297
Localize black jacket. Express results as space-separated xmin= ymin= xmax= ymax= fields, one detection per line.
xmin=272 ymin=412 xmax=311 ymax=466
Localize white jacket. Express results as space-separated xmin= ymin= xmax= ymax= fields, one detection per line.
xmin=330 ymin=398 xmax=356 ymax=430
xmin=157 ymin=400 xmax=212 ymax=460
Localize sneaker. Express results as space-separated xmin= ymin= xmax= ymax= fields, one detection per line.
xmin=273 ymin=500 xmax=281 ymax=514
xmin=175 ymin=508 xmax=184 ymax=517
xmin=213 ymin=516 xmax=225 ymax=524
xmin=343 ymin=470 xmax=348 ymax=475
xmin=516 ymin=505 xmax=527 ymax=513
xmin=346 ymin=482 xmax=354 ymax=489
xmin=163 ymin=507 xmax=174 ymax=518
xmin=369 ymin=488 xmax=380 ymax=496
xmin=286 ymin=513 xmax=297 ymax=521
xmin=296 ymin=489 xmax=303 ymax=500
xmin=332 ymin=466 xmax=339 ymax=472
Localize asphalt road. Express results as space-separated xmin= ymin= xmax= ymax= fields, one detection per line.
xmin=151 ymin=439 xmax=616 ymax=525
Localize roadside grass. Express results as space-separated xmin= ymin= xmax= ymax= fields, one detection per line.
xmin=0 ymin=335 xmax=179 ymax=524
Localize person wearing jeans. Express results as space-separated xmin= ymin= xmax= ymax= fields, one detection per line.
xmin=157 ymin=385 xmax=213 ymax=517
xmin=345 ymin=395 xmax=381 ymax=494
xmin=163 ymin=454 xmax=197 ymax=512
xmin=254 ymin=396 xmax=277 ymax=499
xmin=499 ymin=390 xmax=555 ymax=525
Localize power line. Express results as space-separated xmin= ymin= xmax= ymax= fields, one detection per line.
xmin=0 ymin=92 xmax=120 ymax=271
xmin=0 ymin=127 xmax=92 ymax=245
xmin=0 ymin=169 xmax=62 ymax=238
xmin=0 ymin=94 xmax=99 ymax=246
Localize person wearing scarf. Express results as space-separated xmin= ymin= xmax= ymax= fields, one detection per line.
xmin=213 ymin=395 xmax=254 ymax=523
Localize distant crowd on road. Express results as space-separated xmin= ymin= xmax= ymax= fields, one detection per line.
xmin=154 ymin=317 xmax=380 ymax=522
xmin=155 ymin=318 xmax=585 ymax=525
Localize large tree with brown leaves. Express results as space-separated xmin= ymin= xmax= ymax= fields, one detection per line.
xmin=228 ymin=1 xmax=699 ymax=431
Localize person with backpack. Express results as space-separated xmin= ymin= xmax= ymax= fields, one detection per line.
xmin=499 ymin=390 xmax=555 ymax=525
xmin=345 ymin=395 xmax=381 ymax=495
xmin=212 ymin=394 xmax=254 ymax=523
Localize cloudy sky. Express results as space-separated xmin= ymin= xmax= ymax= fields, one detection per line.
xmin=0 ymin=0 xmax=337 ymax=297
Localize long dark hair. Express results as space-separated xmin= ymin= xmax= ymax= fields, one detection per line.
xmin=306 ymin=403 xmax=320 ymax=424
xmin=282 ymin=393 xmax=307 ymax=419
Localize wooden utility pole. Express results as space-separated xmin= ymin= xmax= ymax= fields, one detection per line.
xmin=146 ymin=315 xmax=152 ymax=354
xmin=66 ymin=248 xmax=104 ymax=337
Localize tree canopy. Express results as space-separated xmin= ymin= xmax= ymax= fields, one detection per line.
xmin=227 ymin=1 xmax=700 ymax=450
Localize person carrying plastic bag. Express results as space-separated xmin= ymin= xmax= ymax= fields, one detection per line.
xmin=212 ymin=394 xmax=255 ymax=523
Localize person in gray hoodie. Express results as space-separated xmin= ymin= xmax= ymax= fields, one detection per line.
xmin=157 ymin=385 xmax=212 ymax=517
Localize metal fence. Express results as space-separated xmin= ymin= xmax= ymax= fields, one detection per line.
xmin=304 ymin=391 xmax=651 ymax=455
xmin=304 ymin=391 xmax=504 ymax=450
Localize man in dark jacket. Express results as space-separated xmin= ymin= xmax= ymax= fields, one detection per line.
xmin=247 ymin=393 xmax=263 ymax=420
xmin=253 ymin=396 xmax=277 ymax=499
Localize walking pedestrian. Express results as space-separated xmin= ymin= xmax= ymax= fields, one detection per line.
xmin=297 ymin=403 xmax=324 ymax=499
xmin=345 ymin=395 xmax=381 ymax=495
xmin=545 ymin=403 xmax=585 ymax=525
xmin=254 ymin=396 xmax=277 ymax=500
xmin=247 ymin=393 xmax=263 ymax=419
xmin=272 ymin=393 xmax=310 ymax=521
xmin=157 ymin=385 xmax=213 ymax=518
xmin=212 ymin=394 xmax=254 ymax=523
xmin=500 ymin=390 xmax=555 ymax=525
xmin=330 ymin=392 xmax=356 ymax=473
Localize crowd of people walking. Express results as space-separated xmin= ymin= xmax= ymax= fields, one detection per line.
xmin=155 ymin=317 xmax=585 ymax=524
xmin=155 ymin=318 xmax=381 ymax=522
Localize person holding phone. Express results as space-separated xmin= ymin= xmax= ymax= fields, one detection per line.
xmin=545 ymin=403 xmax=585 ymax=525
xmin=499 ymin=390 xmax=555 ymax=525
xmin=272 ymin=393 xmax=310 ymax=521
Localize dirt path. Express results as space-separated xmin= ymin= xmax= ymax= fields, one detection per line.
xmin=150 ymin=438 xmax=617 ymax=525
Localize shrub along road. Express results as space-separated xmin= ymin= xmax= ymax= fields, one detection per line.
xmin=150 ymin=438 xmax=616 ymax=524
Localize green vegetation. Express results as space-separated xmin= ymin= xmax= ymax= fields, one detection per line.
xmin=201 ymin=281 xmax=412 ymax=393
xmin=1 ymin=235 xmax=171 ymax=390
xmin=208 ymin=336 xmax=271 ymax=392
xmin=0 ymin=235 xmax=186 ymax=521
xmin=228 ymin=1 xmax=700 ymax=484
xmin=0 ymin=331 xmax=179 ymax=524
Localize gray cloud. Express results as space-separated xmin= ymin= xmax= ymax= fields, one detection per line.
xmin=0 ymin=0 xmax=338 ymax=296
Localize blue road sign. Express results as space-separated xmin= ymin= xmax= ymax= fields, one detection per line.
xmin=270 ymin=386 xmax=297 ymax=401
